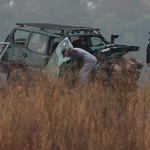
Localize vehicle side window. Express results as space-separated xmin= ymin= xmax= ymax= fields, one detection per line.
xmin=11 ymin=30 xmax=30 ymax=46
xmin=0 ymin=44 xmax=7 ymax=54
xmin=28 ymin=33 xmax=48 ymax=54
xmin=1 ymin=43 xmax=24 ymax=62
xmin=70 ymin=36 xmax=85 ymax=49
xmin=91 ymin=37 xmax=104 ymax=46
xmin=49 ymin=37 xmax=61 ymax=55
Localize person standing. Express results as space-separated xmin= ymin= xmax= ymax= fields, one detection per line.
xmin=62 ymin=47 xmax=97 ymax=87
xmin=146 ymin=38 xmax=150 ymax=67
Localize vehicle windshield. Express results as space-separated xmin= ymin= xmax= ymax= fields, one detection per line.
xmin=91 ymin=36 xmax=106 ymax=47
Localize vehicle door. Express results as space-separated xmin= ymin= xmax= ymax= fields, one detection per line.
xmin=0 ymin=42 xmax=25 ymax=73
xmin=0 ymin=29 xmax=30 ymax=64
xmin=43 ymin=37 xmax=72 ymax=79
xmin=0 ymin=43 xmax=25 ymax=62
xmin=23 ymin=32 xmax=49 ymax=69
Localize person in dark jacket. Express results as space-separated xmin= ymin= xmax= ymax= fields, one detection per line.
xmin=62 ymin=47 xmax=97 ymax=87
xmin=146 ymin=39 xmax=150 ymax=67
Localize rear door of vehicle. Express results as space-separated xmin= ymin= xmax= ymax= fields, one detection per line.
xmin=23 ymin=32 xmax=49 ymax=70
xmin=1 ymin=29 xmax=30 ymax=65
xmin=4 ymin=29 xmax=49 ymax=70
xmin=0 ymin=42 xmax=24 ymax=73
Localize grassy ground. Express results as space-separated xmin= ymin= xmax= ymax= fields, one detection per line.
xmin=0 ymin=73 xmax=150 ymax=150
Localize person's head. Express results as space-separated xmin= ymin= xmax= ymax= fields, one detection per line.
xmin=62 ymin=48 xmax=70 ymax=57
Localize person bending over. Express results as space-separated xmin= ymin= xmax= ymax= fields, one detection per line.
xmin=62 ymin=47 xmax=97 ymax=87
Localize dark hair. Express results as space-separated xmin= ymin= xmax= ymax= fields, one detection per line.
xmin=62 ymin=49 xmax=66 ymax=57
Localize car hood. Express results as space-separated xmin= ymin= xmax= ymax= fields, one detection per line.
xmin=91 ymin=44 xmax=140 ymax=59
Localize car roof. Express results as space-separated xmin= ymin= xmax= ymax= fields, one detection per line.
xmin=16 ymin=23 xmax=100 ymax=35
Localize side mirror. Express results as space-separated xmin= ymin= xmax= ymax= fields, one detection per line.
xmin=111 ymin=34 xmax=119 ymax=44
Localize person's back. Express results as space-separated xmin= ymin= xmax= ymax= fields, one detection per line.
xmin=73 ymin=47 xmax=96 ymax=63
xmin=63 ymin=47 xmax=97 ymax=87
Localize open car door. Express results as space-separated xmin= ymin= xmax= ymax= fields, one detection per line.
xmin=42 ymin=37 xmax=73 ymax=79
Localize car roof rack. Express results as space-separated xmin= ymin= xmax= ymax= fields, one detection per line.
xmin=16 ymin=23 xmax=100 ymax=33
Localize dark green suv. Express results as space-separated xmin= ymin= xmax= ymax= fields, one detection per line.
xmin=0 ymin=23 xmax=143 ymax=81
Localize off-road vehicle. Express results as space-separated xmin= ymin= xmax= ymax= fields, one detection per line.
xmin=0 ymin=23 xmax=143 ymax=84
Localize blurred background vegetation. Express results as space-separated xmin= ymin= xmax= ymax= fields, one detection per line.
xmin=0 ymin=0 xmax=150 ymax=84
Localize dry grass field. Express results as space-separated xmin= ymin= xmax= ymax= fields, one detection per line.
xmin=0 ymin=73 xmax=150 ymax=150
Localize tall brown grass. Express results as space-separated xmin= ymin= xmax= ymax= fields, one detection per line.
xmin=0 ymin=72 xmax=150 ymax=150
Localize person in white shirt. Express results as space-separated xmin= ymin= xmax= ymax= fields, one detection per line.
xmin=62 ymin=47 xmax=97 ymax=87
